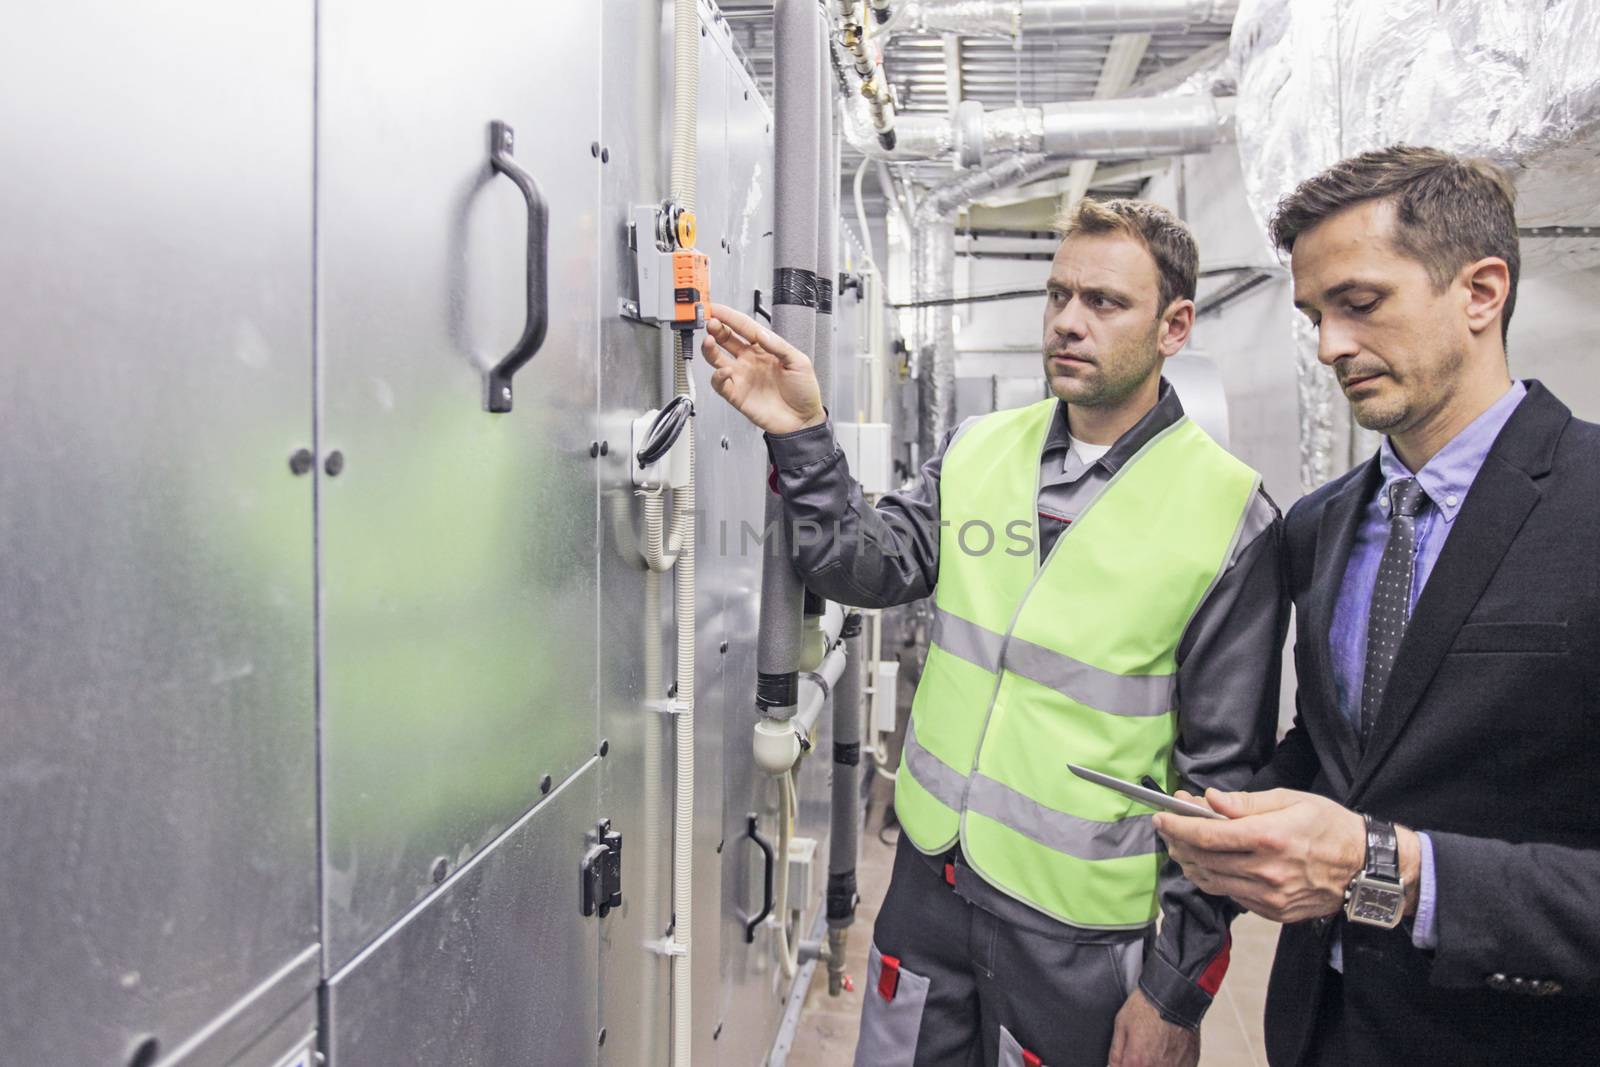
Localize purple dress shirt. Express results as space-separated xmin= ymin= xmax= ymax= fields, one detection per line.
xmin=1328 ymin=381 xmax=1527 ymax=961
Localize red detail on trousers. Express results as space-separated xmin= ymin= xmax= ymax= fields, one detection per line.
xmin=1021 ymin=1049 xmax=1042 ymax=1067
xmin=944 ymin=862 xmax=957 ymax=886
xmin=1197 ymin=933 xmax=1232 ymax=996
xmin=878 ymin=954 xmax=902 ymax=1001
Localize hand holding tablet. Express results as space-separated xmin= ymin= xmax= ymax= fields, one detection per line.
xmin=1067 ymin=764 xmax=1230 ymax=821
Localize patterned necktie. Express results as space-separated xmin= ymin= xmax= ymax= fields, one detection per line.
xmin=1360 ymin=477 xmax=1428 ymax=747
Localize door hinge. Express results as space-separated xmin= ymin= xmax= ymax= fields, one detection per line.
xmin=581 ymin=819 xmax=623 ymax=919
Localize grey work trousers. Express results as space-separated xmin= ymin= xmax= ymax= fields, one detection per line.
xmin=854 ymin=837 xmax=1147 ymax=1067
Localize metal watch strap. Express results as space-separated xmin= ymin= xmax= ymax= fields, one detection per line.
xmin=1364 ymin=814 xmax=1399 ymax=881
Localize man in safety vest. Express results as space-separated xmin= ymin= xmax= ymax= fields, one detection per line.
xmin=701 ymin=198 xmax=1286 ymax=1067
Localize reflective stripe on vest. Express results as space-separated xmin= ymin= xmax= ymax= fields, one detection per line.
xmin=895 ymin=398 xmax=1260 ymax=928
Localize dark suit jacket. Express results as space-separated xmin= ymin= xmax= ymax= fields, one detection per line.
xmin=1254 ymin=381 xmax=1600 ymax=1066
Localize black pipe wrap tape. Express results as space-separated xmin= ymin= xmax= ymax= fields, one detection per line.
xmin=816 ymin=276 xmax=834 ymax=315
xmin=803 ymin=589 xmax=827 ymax=616
xmin=757 ymin=671 xmax=798 ymax=709
xmin=841 ymin=612 xmax=864 ymax=638
xmin=773 ymin=267 xmax=821 ymax=309
xmin=834 ymin=741 xmax=861 ymax=766
xmin=827 ymin=870 xmax=859 ymax=921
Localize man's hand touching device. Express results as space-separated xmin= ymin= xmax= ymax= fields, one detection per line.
xmin=699 ymin=301 xmax=825 ymax=435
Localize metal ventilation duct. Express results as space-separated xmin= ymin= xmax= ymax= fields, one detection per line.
xmin=845 ymin=86 xmax=1233 ymax=166
xmin=886 ymin=0 xmax=1238 ymax=37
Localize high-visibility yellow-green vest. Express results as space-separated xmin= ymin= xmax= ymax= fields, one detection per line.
xmin=895 ymin=398 xmax=1260 ymax=928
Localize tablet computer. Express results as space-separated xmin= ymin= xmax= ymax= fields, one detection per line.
xmin=1067 ymin=764 xmax=1229 ymax=820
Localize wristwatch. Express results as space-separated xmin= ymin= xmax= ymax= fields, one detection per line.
xmin=1343 ymin=814 xmax=1405 ymax=929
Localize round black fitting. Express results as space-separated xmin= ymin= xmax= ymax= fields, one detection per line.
xmin=600 ymin=147 xmax=610 ymax=163
xmin=590 ymin=142 xmax=600 ymax=157
xmin=431 ymin=856 xmax=449 ymax=884
xmin=719 ymin=640 xmax=729 ymax=654
xmin=599 ymin=441 xmax=609 ymax=456
xmin=598 ymin=1028 xmax=607 ymax=1047
xmin=589 ymin=441 xmax=600 ymax=458
xmin=599 ymin=738 xmax=610 ymax=757
xmin=540 ymin=773 xmax=553 ymax=795
xmin=324 ymin=451 xmax=345 ymax=477
xmin=288 ymin=448 xmax=313 ymax=476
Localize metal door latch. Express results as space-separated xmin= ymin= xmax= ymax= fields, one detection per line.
xmin=580 ymin=819 xmax=623 ymax=918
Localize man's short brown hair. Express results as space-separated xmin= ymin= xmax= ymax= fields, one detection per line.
xmin=1269 ymin=145 xmax=1520 ymax=341
xmin=1053 ymin=197 xmax=1198 ymax=312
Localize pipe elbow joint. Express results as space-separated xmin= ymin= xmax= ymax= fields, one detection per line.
xmin=754 ymin=718 xmax=802 ymax=775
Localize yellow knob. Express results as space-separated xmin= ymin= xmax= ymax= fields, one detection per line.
xmin=676 ymin=210 xmax=698 ymax=250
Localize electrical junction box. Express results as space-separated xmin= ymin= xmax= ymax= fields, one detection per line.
xmin=786 ymin=836 xmax=818 ymax=910
xmin=631 ymin=408 xmax=692 ymax=491
xmin=872 ymin=660 xmax=900 ymax=736
xmin=834 ymin=421 xmax=892 ymax=495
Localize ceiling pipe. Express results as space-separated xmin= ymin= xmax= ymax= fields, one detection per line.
xmin=842 ymin=82 xmax=1234 ymax=165
xmin=884 ymin=0 xmax=1237 ymax=36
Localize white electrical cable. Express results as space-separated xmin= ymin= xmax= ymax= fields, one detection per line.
xmin=853 ymin=157 xmax=880 ymax=278
xmin=773 ymin=768 xmax=801 ymax=979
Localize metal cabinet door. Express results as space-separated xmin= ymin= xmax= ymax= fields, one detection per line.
xmin=325 ymin=759 xmax=603 ymax=1066
xmin=0 ymin=4 xmax=319 ymax=1063
xmin=317 ymin=0 xmax=603 ymax=967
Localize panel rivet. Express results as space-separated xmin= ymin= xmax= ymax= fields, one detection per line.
xmin=540 ymin=773 xmax=553 ymax=795
xmin=601 ymin=147 xmax=610 ymax=164
xmin=324 ymin=450 xmax=345 ymax=477
xmin=598 ymin=1028 xmax=608 ymax=1047
xmin=289 ymin=448 xmax=314 ymax=476
xmin=599 ymin=441 xmax=610 ymax=456
xmin=599 ymin=738 xmax=610 ymax=757
xmin=589 ymin=441 xmax=601 ymax=458
xmin=590 ymin=141 xmax=600 ymax=157
xmin=431 ymin=857 xmax=449 ymax=884
xmin=719 ymin=640 xmax=729 ymax=654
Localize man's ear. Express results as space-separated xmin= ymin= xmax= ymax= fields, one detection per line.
xmin=1461 ymin=256 xmax=1511 ymax=338
xmin=1158 ymin=298 xmax=1195 ymax=357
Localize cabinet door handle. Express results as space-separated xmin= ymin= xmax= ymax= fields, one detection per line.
xmin=485 ymin=120 xmax=549 ymax=413
xmin=741 ymin=813 xmax=776 ymax=944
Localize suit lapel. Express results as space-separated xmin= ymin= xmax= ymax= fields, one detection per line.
xmin=1348 ymin=382 xmax=1567 ymax=800
xmin=1304 ymin=460 xmax=1379 ymax=793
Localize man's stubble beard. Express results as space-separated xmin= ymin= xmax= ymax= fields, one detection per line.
xmin=1049 ymin=319 xmax=1163 ymax=409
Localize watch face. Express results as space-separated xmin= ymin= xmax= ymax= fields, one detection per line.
xmin=1350 ymin=882 xmax=1404 ymax=926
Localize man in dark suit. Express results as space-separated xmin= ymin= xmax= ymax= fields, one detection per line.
xmin=1154 ymin=144 xmax=1600 ymax=1065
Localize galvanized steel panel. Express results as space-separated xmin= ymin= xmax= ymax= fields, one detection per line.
xmin=596 ymin=1 xmax=673 ymax=1063
xmin=317 ymin=0 xmax=603 ymax=966
xmin=0 ymin=4 xmax=319 ymax=1062
xmin=325 ymin=760 xmax=602 ymax=1066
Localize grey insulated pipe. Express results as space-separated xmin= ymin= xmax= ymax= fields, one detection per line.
xmin=758 ymin=0 xmax=823 ymax=720
xmin=813 ymin=30 xmax=838 ymax=397
xmin=826 ymin=612 xmax=866 ymax=995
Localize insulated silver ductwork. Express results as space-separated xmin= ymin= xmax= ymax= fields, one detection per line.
xmin=885 ymin=0 xmax=1237 ymax=38
xmin=912 ymin=224 xmax=957 ymax=452
xmin=1231 ymin=0 xmax=1600 ymax=488
xmin=848 ymin=90 xmax=1235 ymax=167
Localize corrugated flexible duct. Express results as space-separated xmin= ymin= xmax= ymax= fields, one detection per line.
xmin=1230 ymin=0 xmax=1600 ymax=489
